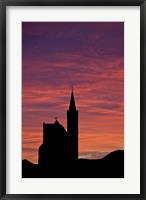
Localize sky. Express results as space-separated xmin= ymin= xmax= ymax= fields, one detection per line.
xmin=22 ymin=22 xmax=124 ymax=164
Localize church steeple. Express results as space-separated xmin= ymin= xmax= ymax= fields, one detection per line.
xmin=69 ymin=86 xmax=76 ymax=110
xmin=67 ymin=87 xmax=78 ymax=160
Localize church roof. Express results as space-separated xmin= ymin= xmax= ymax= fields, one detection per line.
xmin=54 ymin=119 xmax=60 ymax=125
xmin=44 ymin=119 xmax=67 ymax=134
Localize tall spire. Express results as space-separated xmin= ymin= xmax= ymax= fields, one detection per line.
xmin=69 ymin=86 xmax=76 ymax=110
xmin=67 ymin=86 xmax=78 ymax=160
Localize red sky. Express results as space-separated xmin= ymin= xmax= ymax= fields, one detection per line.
xmin=22 ymin=22 xmax=124 ymax=163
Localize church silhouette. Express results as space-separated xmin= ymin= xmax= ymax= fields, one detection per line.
xmin=38 ymin=88 xmax=78 ymax=167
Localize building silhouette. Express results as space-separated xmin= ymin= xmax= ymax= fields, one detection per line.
xmin=38 ymin=88 xmax=78 ymax=166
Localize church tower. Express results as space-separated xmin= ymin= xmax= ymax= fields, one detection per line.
xmin=67 ymin=87 xmax=78 ymax=160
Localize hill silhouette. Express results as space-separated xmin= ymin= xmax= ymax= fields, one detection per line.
xmin=22 ymin=150 xmax=124 ymax=178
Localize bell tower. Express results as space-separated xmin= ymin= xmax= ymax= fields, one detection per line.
xmin=67 ymin=87 xmax=78 ymax=160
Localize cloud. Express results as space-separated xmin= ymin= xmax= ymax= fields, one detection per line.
xmin=22 ymin=22 xmax=124 ymax=163
xmin=79 ymin=151 xmax=109 ymax=159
